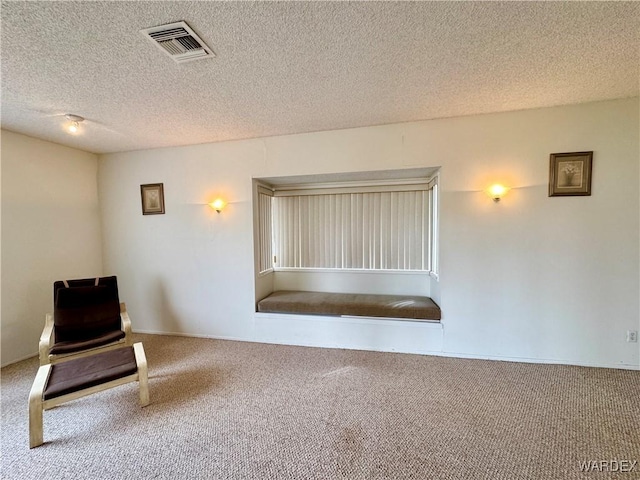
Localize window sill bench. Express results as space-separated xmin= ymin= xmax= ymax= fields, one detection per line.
xmin=257 ymin=290 xmax=441 ymax=322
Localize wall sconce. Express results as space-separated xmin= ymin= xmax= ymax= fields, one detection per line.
xmin=486 ymin=184 xmax=510 ymax=202
xmin=64 ymin=114 xmax=84 ymax=134
xmin=209 ymin=198 xmax=226 ymax=213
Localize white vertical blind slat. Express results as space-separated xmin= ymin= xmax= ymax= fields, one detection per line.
xmin=273 ymin=189 xmax=429 ymax=271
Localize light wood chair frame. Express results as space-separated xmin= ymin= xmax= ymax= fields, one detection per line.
xmin=39 ymin=302 xmax=133 ymax=366
xmin=29 ymin=342 xmax=149 ymax=448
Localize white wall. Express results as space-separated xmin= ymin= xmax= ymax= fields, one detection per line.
xmin=1 ymin=130 xmax=103 ymax=366
xmin=273 ymin=271 xmax=430 ymax=296
xmin=98 ymin=98 xmax=639 ymax=369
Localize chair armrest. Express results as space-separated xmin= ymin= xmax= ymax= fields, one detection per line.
xmin=120 ymin=302 xmax=132 ymax=344
xmin=39 ymin=315 xmax=54 ymax=365
xmin=29 ymin=363 xmax=52 ymax=403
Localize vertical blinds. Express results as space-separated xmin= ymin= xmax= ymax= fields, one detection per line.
xmin=272 ymin=189 xmax=428 ymax=271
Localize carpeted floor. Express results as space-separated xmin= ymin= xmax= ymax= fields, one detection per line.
xmin=2 ymin=334 xmax=639 ymax=479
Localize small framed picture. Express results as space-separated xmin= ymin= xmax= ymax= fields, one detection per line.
xmin=548 ymin=151 xmax=593 ymax=197
xmin=140 ymin=183 xmax=165 ymax=215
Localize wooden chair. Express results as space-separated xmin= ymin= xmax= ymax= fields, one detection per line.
xmin=29 ymin=342 xmax=149 ymax=448
xmin=39 ymin=276 xmax=133 ymax=365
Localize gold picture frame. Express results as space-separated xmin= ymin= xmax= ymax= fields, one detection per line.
xmin=548 ymin=152 xmax=593 ymax=197
xmin=140 ymin=183 xmax=165 ymax=215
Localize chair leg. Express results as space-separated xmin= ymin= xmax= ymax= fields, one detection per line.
xmin=133 ymin=343 xmax=150 ymax=407
xmin=29 ymin=365 xmax=50 ymax=448
xmin=29 ymin=398 xmax=44 ymax=448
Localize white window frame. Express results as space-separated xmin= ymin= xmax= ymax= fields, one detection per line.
xmin=260 ymin=175 xmax=439 ymax=275
xmin=427 ymin=173 xmax=439 ymax=279
xmin=256 ymin=184 xmax=274 ymax=276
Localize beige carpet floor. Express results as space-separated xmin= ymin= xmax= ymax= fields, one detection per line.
xmin=2 ymin=333 xmax=639 ymax=479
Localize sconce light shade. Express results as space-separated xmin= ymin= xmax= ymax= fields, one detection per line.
xmin=487 ymin=184 xmax=510 ymax=202
xmin=209 ymin=198 xmax=226 ymax=213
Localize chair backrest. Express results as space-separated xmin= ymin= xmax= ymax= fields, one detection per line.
xmin=53 ymin=276 xmax=121 ymax=343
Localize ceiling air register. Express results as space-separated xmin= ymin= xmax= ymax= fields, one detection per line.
xmin=142 ymin=21 xmax=215 ymax=64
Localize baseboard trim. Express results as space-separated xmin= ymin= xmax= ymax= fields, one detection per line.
xmin=132 ymin=329 xmax=640 ymax=371
xmin=434 ymin=350 xmax=640 ymax=371
xmin=133 ymin=329 xmax=248 ymax=343
xmin=133 ymin=328 xmax=444 ymax=356
xmin=5 ymin=333 xmax=637 ymax=371
xmin=1 ymin=352 xmax=38 ymax=368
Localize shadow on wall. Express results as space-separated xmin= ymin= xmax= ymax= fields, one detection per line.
xmin=156 ymin=280 xmax=183 ymax=336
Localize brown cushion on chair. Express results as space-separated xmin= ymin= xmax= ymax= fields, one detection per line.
xmin=53 ymin=276 xmax=121 ymax=344
xmin=49 ymin=330 xmax=125 ymax=355
xmin=43 ymin=347 xmax=137 ymax=400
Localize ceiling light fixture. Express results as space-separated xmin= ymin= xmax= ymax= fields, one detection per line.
xmin=64 ymin=114 xmax=84 ymax=134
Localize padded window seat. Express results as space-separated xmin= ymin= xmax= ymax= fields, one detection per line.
xmin=257 ymin=290 xmax=441 ymax=322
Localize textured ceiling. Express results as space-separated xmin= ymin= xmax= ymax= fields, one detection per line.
xmin=1 ymin=1 xmax=638 ymax=154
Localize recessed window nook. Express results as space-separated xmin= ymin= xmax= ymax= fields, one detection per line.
xmin=252 ymin=168 xmax=440 ymax=323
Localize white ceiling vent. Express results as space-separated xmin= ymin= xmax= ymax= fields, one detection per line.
xmin=142 ymin=21 xmax=215 ymax=64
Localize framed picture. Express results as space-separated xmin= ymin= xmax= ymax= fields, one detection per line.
xmin=140 ymin=183 xmax=165 ymax=215
xmin=548 ymin=151 xmax=593 ymax=197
